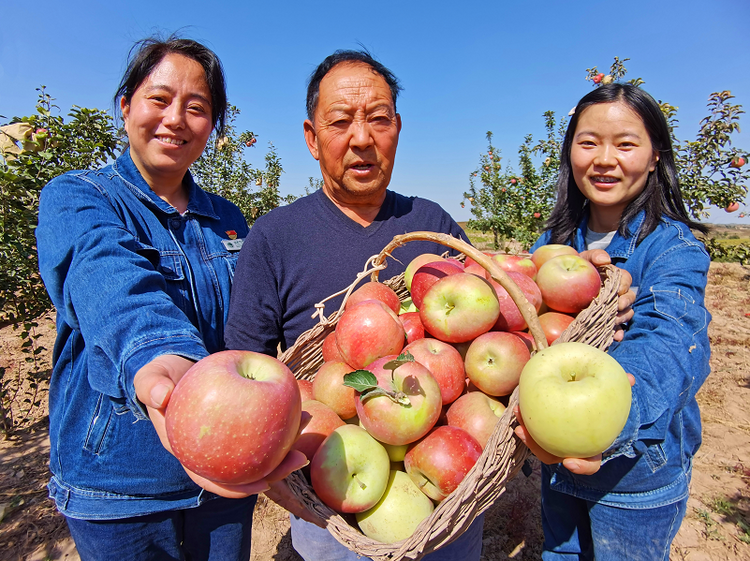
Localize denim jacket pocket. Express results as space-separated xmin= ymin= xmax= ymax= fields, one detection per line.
xmin=652 ymin=288 xmax=692 ymax=323
xmin=643 ymin=442 xmax=668 ymax=473
xmin=83 ymin=394 xmax=114 ymax=455
xmin=222 ymin=253 xmax=239 ymax=281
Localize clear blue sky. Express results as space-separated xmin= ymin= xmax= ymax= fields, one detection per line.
xmin=3 ymin=0 xmax=749 ymax=224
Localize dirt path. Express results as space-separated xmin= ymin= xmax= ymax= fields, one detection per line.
xmin=1 ymin=263 xmax=748 ymax=561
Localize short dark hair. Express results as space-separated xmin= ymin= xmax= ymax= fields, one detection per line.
xmin=545 ymin=83 xmax=707 ymax=244
xmin=306 ymin=49 xmax=402 ymax=121
xmin=115 ymin=35 xmax=228 ymax=137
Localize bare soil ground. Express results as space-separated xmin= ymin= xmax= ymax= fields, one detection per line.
xmin=1 ymin=262 xmax=748 ymax=561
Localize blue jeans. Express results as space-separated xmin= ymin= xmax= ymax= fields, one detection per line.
xmin=540 ymin=478 xmax=687 ymax=561
xmin=65 ymin=495 xmax=257 ymax=561
xmin=290 ymin=512 xmax=484 ymax=560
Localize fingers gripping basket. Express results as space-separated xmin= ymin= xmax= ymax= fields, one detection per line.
xmin=278 ymin=232 xmax=622 ymax=561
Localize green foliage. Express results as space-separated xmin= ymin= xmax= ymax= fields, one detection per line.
xmin=1 ymin=87 xmax=118 ymax=435
xmin=190 ymin=106 xmax=295 ymax=224
xmin=463 ymin=113 xmax=564 ymax=249
xmin=700 ymin=236 xmax=750 ymax=265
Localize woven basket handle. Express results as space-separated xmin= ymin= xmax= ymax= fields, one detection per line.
xmin=370 ymin=231 xmax=549 ymax=353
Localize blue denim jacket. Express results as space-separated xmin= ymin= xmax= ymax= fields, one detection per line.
xmin=531 ymin=211 xmax=711 ymax=508
xmin=36 ymin=150 xmax=249 ymax=519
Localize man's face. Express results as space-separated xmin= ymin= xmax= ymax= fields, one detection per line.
xmin=304 ymin=62 xmax=402 ymax=206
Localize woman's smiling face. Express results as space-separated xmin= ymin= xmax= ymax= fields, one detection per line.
xmin=571 ymin=101 xmax=659 ymax=231
xmin=121 ymin=53 xmax=213 ymax=190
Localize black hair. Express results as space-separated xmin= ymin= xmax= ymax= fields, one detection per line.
xmin=306 ymin=49 xmax=402 ymax=121
xmin=545 ymin=83 xmax=707 ymax=245
xmin=114 ymin=35 xmax=228 ymax=137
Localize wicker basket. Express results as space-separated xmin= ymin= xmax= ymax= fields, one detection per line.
xmin=278 ymin=232 xmax=621 ymax=561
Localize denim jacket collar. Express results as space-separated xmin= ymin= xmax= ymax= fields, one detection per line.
xmin=112 ymin=149 xmax=221 ymax=220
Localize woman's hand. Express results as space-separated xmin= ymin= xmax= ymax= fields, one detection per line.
xmin=580 ymin=249 xmax=635 ymax=341
xmin=134 ymin=354 xmax=312 ymax=500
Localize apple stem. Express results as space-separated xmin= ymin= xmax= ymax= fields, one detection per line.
xmin=353 ymin=474 xmax=367 ymax=490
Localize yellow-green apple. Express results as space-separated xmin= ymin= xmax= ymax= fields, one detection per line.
xmin=355 ymin=470 xmax=434 ymax=543
xmin=410 ymin=260 xmax=463 ymax=309
xmin=464 ymin=331 xmax=531 ymax=396
xmin=419 ymin=273 xmax=500 ymax=343
xmin=446 ymin=391 xmax=506 ymax=449
xmin=538 ymin=311 xmax=575 ymax=345
xmin=404 ymin=253 xmax=445 ymax=291
xmin=399 ymin=297 xmax=418 ymax=315
xmin=404 ymin=425 xmax=482 ymax=502
xmin=536 ymin=255 xmax=601 ymax=314
xmin=292 ymin=399 xmax=345 ymax=461
xmin=310 ymin=424 xmax=390 ymax=513
xmin=165 ymin=350 xmax=301 ymax=485
xmin=335 ymin=300 xmax=405 ymax=369
xmin=404 ymin=338 xmax=466 ymax=405
xmin=351 ymin=355 xmax=442 ymax=446
xmin=518 ymin=341 xmax=632 ymax=458
xmin=399 ymin=312 xmax=425 ymax=344
xmin=487 ymin=271 xmax=542 ymax=332
xmin=531 ymin=244 xmax=578 ymax=270
xmin=345 ymin=281 xmax=401 ymax=314
xmin=312 ymin=360 xmax=358 ymax=420
xmin=489 ymin=254 xmax=538 ymax=280
xmin=322 ymin=331 xmax=345 ymax=363
xmin=297 ymin=379 xmax=314 ymax=402
xmin=380 ymin=441 xmax=409 ymax=462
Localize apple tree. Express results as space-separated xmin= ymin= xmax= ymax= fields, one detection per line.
xmin=190 ymin=106 xmax=296 ymax=225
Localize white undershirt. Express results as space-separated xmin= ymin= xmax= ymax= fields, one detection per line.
xmin=585 ymin=229 xmax=616 ymax=251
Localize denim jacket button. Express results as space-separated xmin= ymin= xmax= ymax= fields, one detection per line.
xmin=170 ymin=218 xmax=181 ymax=230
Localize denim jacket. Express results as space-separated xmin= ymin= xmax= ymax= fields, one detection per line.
xmin=531 ymin=211 xmax=711 ymax=508
xmin=36 ymin=150 xmax=249 ymax=519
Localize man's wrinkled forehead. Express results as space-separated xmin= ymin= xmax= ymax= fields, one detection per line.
xmin=313 ymin=62 xmax=395 ymax=118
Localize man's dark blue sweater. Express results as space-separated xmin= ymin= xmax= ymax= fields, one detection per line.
xmin=225 ymin=188 xmax=467 ymax=355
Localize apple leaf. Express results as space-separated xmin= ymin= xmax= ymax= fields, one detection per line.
xmin=343 ymin=370 xmax=379 ymax=392
xmin=382 ymin=351 xmax=415 ymax=371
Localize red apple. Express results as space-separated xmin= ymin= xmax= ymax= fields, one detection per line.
xmin=297 ymin=379 xmax=314 ymax=402
xmin=410 ymin=260 xmax=463 ymax=309
xmin=404 ymin=425 xmax=482 ymax=502
xmin=346 ymin=281 xmax=401 ymax=314
xmin=487 ymin=271 xmax=542 ymax=332
xmin=446 ymin=391 xmax=506 ymax=449
xmin=538 ymin=311 xmax=575 ymax=345
xmin=531 ymin=244 xmax=578 ymax=270
xmin=313 ymin=360 xmax=358 ymax=420
xmin=730 ymin=156 xmax=746 ymax=168
xmin=419 ymin=273 xmax=500 ymax=343
xmin=536 ymin=254 xmax=601 ymax=314
xmin=335 ymin=300 xmax=406 ymax=369
xmin=404 ymin=254 xmax=445 ymax=291
xmin=165 ymin=350 xmax=301 ymax=485
xmin=399 ymin=311 xmax=425 ymax=344
xmin=464 ymin=331 xmax=531 ymax=396
xmin=404 ymin=338 xmax=466 ymax=405
xmin=322 ymin=331 xmax=345 ymax=363
xmin=293 ymin=400 xmax=345 ymax=461
xmin=593 ymin=73 xmax=605 ymax=84
xmin=489 ymin=254 xmax=538 ymax=280
xmin=511 ymin=330 xmax=537 ymax=352
xmin=354 ymin=356 xmax=442 ymax=446
xmin=726 ymin=202 xmax=740 ymax=213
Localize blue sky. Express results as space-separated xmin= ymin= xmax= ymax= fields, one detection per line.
xmin=2 ymin=0 xmax=749 ymax=224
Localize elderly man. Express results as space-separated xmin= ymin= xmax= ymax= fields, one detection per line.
xmin=225 ymin=50 xmax=482 ymax=561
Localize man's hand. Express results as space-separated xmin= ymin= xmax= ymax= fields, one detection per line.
xmin=134 ymin=354 xmax=311 ymax=499
xmin=580 ymin=249 xmax=635 ymax=342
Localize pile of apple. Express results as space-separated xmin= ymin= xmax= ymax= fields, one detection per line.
xmin=294 ymin=243 xmax=626 ymax=544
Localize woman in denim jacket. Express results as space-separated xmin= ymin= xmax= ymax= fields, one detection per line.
xmin=515 ymin=84 xmax=711 ymax=560
xmin=36 ymin=37 xmax=305 ymax=560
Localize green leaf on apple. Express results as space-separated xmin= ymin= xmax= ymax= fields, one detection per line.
xmin=382 ymin=351 xmax=416 ymax=371
xmin=343 ymin=370 xmax=379 ymax=392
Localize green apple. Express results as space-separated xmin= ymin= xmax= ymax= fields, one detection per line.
xmin=310 ymin=424 xmax=390 ymax=513
xmin=356 ymin=470 xmax=434 ymax=543
xmin=518 ymin=342 xmax=632 ymax=458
